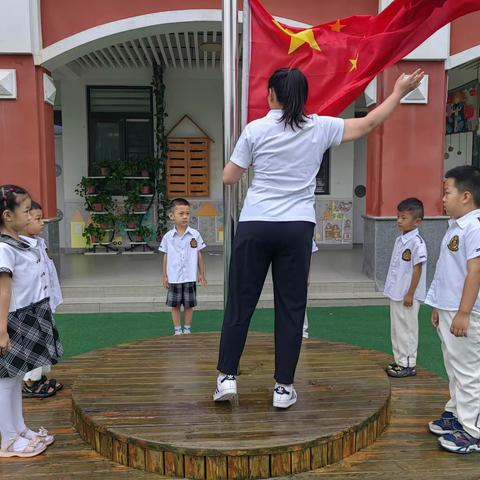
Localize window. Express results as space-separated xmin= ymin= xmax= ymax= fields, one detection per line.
xmin=315 ymin=150 xmax=330 ymax=195
xmin=87 ymin=87 xmax=153 ymax=174
xmin=167 ymin=138 xmax=210 ymax=197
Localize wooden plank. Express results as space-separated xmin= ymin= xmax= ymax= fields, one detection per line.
xmin=206 ymin=456 xmax=227 ymax=480
xmin=270 ymin=452 xmax=291 ymax=477
xmin=184 ymin=454 xmax=206 ymax=480
xmin=128 ymin=443 xmax=146 ymax=470
xmin=310 ymin=443 xmax=328 ymax=469
xmin=112 ymin=438 xmax=128 ymax=465
xmin=145 ymin=449 xmax=164 ymax=474
xmin=248 ymin=455 xmax=269 ymax=479
xmin=291 ymin=448 xmax=310 ymax=474
xmin=164 ymin=450 xmax=184 ymax=477
xmin=227 ymin=455 xmax=249 ymax=479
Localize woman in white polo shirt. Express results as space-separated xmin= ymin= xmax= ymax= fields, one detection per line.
xmin=214 ymin=67 xmax=424 ymax=408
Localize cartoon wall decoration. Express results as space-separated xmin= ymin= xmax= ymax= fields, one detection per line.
xmin=446 ymin=81 xmax=478 ymax=134
xmin=315 ymin=199 xmax=353 ymax=245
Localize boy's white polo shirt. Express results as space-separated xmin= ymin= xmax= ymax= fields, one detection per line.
xmin=0 ymin=236 xmax=45 ymax=312
xmin=231 ymin=109 xmax=344 ymax=224
xmin=425 ymin=209 xmax=480 ymax=312
xmin=384 ymin=228 xmax=427 ymax=302
xmin=159 ymin=226 xmax=206 ymax=284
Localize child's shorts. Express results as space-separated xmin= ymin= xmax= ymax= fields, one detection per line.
xmin=166 ymin=282 xmax=197 ymax=308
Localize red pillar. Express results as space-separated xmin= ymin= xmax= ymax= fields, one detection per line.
xmin=366 ymin=61 xmax=447 ymax=217
xmin=0 ymin=55 xmax=57 ymax=218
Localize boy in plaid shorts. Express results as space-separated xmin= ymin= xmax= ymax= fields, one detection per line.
xmin=159 ymin=198 xmax=207 ymax=335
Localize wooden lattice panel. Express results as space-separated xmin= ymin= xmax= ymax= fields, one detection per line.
xmin=167 ymin=137 xmax=209 ymax=198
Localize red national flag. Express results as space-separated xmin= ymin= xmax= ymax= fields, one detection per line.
xmin=245 ymin=0 xmax=480 ymax=121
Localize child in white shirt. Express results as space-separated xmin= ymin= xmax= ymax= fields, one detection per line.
xmin=425 ymin=166 xmax=480 ymax=454
xmin=159 ymin=198 xmax=207 ymax=335
xmin=20 ymin=201 xmax=63 ymax=399
xmin=0 ymin=185 xmax=62 ymax=458
xmin=384 ymin=198 xmax=427 ymax=378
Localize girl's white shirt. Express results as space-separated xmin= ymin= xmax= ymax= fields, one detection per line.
xmin=0 ymin=238 xmax=45 ymax=312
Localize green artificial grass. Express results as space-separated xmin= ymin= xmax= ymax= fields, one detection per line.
xmin=55 ymin=304 xmax=446 ymax=379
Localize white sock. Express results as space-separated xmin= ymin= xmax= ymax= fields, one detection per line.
xmin=0 ymin=377 xmax=24 ymax=448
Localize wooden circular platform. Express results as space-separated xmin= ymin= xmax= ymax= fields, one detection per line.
xmin=72 ymin=333 xmax=391 ymax=479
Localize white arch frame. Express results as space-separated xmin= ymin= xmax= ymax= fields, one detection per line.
xmin=36 ymin=9 xmax=309 ymax=70
xmin=446 ymin=45 xmax=480 ymax=70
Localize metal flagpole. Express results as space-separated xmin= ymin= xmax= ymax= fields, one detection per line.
xmin=222 ymin=0 xmax=239 ymax=309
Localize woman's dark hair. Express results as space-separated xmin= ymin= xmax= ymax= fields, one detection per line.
xmin=0 ymin=185 xmax=30 ymax=226
xmin=268 ymin=68 xmax=308 ymax=130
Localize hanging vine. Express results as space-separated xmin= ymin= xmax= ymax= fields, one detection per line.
xmin=152 ymin=63 xmax=170 ymax=239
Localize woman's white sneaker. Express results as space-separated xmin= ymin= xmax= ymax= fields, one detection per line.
xmin=273 ymin=384 xmax=297 ymax=408
xmin=213 ymin=374 xmax=237 ymax=401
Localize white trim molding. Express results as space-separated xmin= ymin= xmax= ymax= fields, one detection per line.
xmin=37 ymin=10 xmax=223 ymax=69
xmin=0 ymin=70 xmax=17 ymax=100
xmin=364 ymin=78 xmax=377 ymax=107
xmin=446 ymin=45 xmax=480 ymax=70
xmin=43 ymin=73 xmax=56 ymax=105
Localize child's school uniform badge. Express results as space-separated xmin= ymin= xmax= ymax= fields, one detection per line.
xmin=401 ymin=249 xmax=412 ymax=261
xmin=448 ymin=235 xmax=459 ymax=252
xmin=190 ymin=238 xmax=198 ymax=248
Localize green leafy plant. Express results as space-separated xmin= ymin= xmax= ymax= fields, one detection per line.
xmin=75 ymin=177 xmax=98 ymax=197
xmin=124 ymin=191 xmax=144 ymax=212
xmin=87 ymin=191 xmax=115 ymax=212
xmin=152 ymin=64 xmax=170 ymax=238
xmin=92 ymin=212 xmax=116 ymax=230
xmin=83 ymin=223 xmax=106 ymax=245
xmin=121 ymin=213 xmax=139 ymax=230
xmin=132 ymin=224 xmax=153 ymax=242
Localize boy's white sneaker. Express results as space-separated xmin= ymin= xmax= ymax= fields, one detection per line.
xmin=213 ymin=374 xmax=237 ymax=401
xmin=273 ymin=384 xmax=297 ymax=409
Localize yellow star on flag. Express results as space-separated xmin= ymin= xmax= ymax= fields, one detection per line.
xmin=329 ymin=19 xmax=346 ymax=33
xmin=272 ymin=19 xmax=321 ymax=55
xmin=349 ymin=54 xmax=359 ymax=72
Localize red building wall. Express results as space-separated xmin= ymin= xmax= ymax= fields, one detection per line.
xmin=40 ymin=0 xmax=378 ymax=47
xmin=0 ymin=56 xmax=56 ymax=217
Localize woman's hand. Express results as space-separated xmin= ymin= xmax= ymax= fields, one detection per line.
xmin=393 ymin=69 xmax=424 ymax=98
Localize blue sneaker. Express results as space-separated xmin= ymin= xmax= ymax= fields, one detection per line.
xmin=387 ymin=365 xmax=416 ymax=378
xmin=429 ymin=411 xmax=463 ymax=435
xmin=439 ymin=430 xmax=480 ymax=454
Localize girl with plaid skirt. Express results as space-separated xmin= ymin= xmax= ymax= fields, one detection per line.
xmin=0 ymin=185 xmax=63 ymax=458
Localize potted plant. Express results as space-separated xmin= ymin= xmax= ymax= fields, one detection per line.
xmin=125 ymin=191 xmax=146 ymax=213
xmin=75 ymin=177 xmax=97 ymax=197
xmin=92 ymin=212 xmax=116 ymax=230
xmin=99 ymin=162 xmax=111 ymax=177
xmin=121 ymin=213 xmax=138 ymax=230
xmin=88 ymin=192 xmax=114 ymax=213
xmin=137 ymin=158 xmax=152 ymax=178
xmin=83 ymin=223 xmax=105 ymax=245
xmin=140 ymin=183 xmax=151 ymax=195
xmin=132 ymin=225 xmax=152 ymax=242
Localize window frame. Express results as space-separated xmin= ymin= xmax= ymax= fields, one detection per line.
xmin=87 ymin=86 xmax=154 ymax=176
